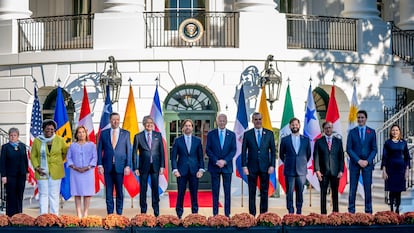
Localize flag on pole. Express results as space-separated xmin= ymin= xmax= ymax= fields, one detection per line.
xmin=258 ymin=87 xmax=277 ymax=196
xmin=303 ymin=84 xmax=322 ymax=191
xmin=233 ymin=84 xmax=249 ymax=183
xmin=97 ymin=85 xmax=113 ymax=185
xmin=325 ymin=85 xmax=348 ymax=194
xmin=77 ymin=85 xmax=100 ymax=193
xmin=122 ymin=85 xmax=140 ymax=198
xmin=29 ymin=86 xmax=42 ymax=197
xmin=54 ymin=86 xmax=73 ymax=201
xmin=346 ymin=83 xmax=364 ymax=197
xmin=150 ymin=85 xmax=169 ymax=194
xmin=278 ymin=84 xmax=294 ymax=193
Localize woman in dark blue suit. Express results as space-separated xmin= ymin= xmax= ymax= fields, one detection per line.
xmin=0 ymin=128 xmax=28 ymax=216
xmin=381 ymin=124 xmax=411 ymax=213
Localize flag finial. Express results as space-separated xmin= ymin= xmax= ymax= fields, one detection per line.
xmin=128 ymin=77 xmax=132 ymax=86
xmin=57 ymin=78 xmax=61 ymax=87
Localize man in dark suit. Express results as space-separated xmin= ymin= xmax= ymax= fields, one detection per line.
xmin=314 ymin=121 xmax=344 ymax=214
xmin=206 ymin=113 xmax=236 ymax=217
xmin=279 ymin=117 xmax=311 ymax=214
xmin=97 ymin=112 xmax=132 ymax=215
xmin=347 ymin=110 xmax=377 ymax=213
xmin=132 ymin=115 xmax=165 ymax=216
xmin=241 ymin=112 xmax=276 ymax=216
xmin=171 ymin=119 xmax=205 ymax=218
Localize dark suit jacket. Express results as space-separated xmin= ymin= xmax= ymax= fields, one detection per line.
xmin=206 ymin=128 xmax=236 ymax=174
xmin=0 ymin=142 xmax=28 ymax=177
xmin=171 ymin=135 xmax=204 ymax=176
xmin=132 ymin=130 xmax=165 ymax=173
xmin=313 ymin=135 xmax=344 ymax=176
xmin=241 ymin=128 xmax=276 ymax=173
xmin=346 ymin=126 xmax=377 ymax=169
xmin=97 ymin=128 xmax=132 ymax=174
xmin=279 ymin=134 xmax=311 ymax=176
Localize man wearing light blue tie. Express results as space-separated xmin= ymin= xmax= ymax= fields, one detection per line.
xmin=347 ymin=110 xmax=377 ymax=213
xmin=206 ymin=113 xmax=236 ymax=217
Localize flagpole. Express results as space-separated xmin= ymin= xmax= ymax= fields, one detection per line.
xmin=128 ymin=77 xmax=134 ymax=209
xmin=308 ymin=77 xmax=312 ymax=207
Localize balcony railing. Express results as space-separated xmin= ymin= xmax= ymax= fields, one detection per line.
xmin=391 ymin=23 xmax=414 ymax=65
xmin=286 ymin=14 xmax=357 ymax=51
xmin=18 ymin=14 xmax=94 ymax=52
xmin=144 ymin=11 xmax=239 ymax=48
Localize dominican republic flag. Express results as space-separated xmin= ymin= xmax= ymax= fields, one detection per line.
xmin=233 ymin=84 xmax=249 ymax=183
xmin=54 ymin=86 xmax=73 ymax=201
xmin=97 ymin=85 xmax=112 ymax=185
xmin=29 ymin=85 xmax=42 ymax=197
xmin=78 ymin=85 xmax=100 ymax=193
xmin=150 ymin=85 xmax=169 ymax=194
xmin=278 ymin=84 xmax=294 ymax=193
xmin=303 ymin=84 xmax=322 ymax=191
xmin=326 ymin=85 xmax=350 ymax=195
xmin=258 ymin=87 xmax=277 ymax=196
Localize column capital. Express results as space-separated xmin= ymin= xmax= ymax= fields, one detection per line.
xmin=341 ymin=0 xmax=380 ymax=19
xmin=0 ymin=0 xmax=31 ymax=20
xmin=103 ymin=0 xmax=145 ymax=13
xmin=398 ymin=0 xmax=414 ymax=30
xmin=234 ymin=0 xmax=278 ymax=12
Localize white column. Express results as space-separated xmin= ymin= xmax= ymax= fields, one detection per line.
xmin=341 ymin=0 xmax=380 ymax=19
xmin=103 ymin=0 xmax=145 ymax=13
xmin=234 ymin=0 xmax=277 ymax=12
xmin=0 ymin=0 xmax=31 ymax=20
xmin=398 ymin=0 xmax=414 ymax=30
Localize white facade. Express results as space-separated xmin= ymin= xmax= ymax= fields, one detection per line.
xmin=0 ymin=0 xmax=413 ymax=146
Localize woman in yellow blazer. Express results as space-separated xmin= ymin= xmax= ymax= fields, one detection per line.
xmin=31 ymin=119 xmax=68 ymax=215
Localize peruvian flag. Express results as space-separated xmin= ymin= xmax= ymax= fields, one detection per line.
xmin=78 ymin=85 xmax=100 ymax=193
xmin=325 ymin=85 xmax=348 ymax=194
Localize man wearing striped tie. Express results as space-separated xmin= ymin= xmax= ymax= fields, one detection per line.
xmin=314 ymin=121 xmax=344 ymax=214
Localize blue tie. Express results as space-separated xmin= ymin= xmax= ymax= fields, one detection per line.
xmin=257 ymin=130 xmax=261 ymax=146
xmin=219 ymin=130 xmax=224 ymax=149
xmin=360 ymin=128 xmax=364 ymax=141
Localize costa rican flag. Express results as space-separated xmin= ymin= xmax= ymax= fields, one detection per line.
xmin=150 ymin=85 xmax=168 ymax=194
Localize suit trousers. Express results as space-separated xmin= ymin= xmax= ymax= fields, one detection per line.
xmin=285 ymin=175 xmax=306 ymax=214
xmin=211 ymin=172 xmax=232 ymax=217
xmin=5 ymin=174 xmax=26 ymax=216
xmin=104 ymin=165 xmax=125 ymax=215
xmin=176 ymin=173 xmax=199 ymax=218
xmin=38 ymin=177 xmax=61 ymax=215
xmin=320 ymin=175 xmax=339 ymax=214
xmin=139 ymin=164 xmax=160 ymax=216
xmin=247 ymin=171 xmax=269 ymax=216
xmin=348 ymin=166 xmax=373 ymax=213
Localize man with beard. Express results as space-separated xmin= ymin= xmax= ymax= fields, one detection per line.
xmin=279 ymin=117 xmax=311 ymax=214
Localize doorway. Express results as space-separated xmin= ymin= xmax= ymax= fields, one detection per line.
xmin=164 ymin=85 xmax=218 ymax=190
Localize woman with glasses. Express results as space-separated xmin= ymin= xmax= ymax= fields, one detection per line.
xmin=30 ymin=119 xmax=68 ymax=215
xmin=0 ymin=128 xmax=28 ymax=216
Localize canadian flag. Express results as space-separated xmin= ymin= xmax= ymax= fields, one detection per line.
xmin=325 ymin=85 xmax=348 ymax=194
xmin=78 ymin=85 xmax=100 ymax=193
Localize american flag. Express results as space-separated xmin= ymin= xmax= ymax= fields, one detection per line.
xmin=29 ymin=86 xmax=42 ymax=194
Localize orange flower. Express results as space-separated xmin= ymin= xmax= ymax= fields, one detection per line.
xmin=256 ymin=212 xmax=282 ymax=227
xmin=157 ymin=215 xmax=181 ymax=228
xmin=60 ymin=215 xmax=80 ymax=227
xmin=9 ymin=213 xmax=35 ymax=226
xmin=130 ymin=214 xmax=157 ymax=227
xmin=103 ymin=214 xmax=130 ymax=229
xmin=34 ymin=214 xmax=62 ymax=227
xmin=207 ymin=215 xmax=230 ymax=228
xmin=80 ymin=215 xmax=103 ymax=228
xmin=182 ymin=214 xmax=208 ymax=227
xmin=0 ymin=215 xmax=9 ymax=227
xmin=230 ymin=213 xmax=256 ymax=228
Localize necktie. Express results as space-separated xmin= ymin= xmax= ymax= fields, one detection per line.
xmin=147 ymin=132 xmax=152 ymax=163
xmin=186 ymin=136 xmax=191 ymax=152
xmin=257 ymin=130 xmax=261 ymax=146
xmin=111 ymin=129 xmax=117 ymax=149
xmin=327 ymin=137 xmax=332 ymax=151
xmin=360 ymin=128 xmax=364 ymax=141
xmin=219 ymin=130 xmax=224 ymax=149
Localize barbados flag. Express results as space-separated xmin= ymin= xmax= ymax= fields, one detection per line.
xmin=54 ymin=86 xmax=73 ymax=201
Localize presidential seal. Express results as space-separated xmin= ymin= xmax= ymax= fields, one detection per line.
xmin=178 ymin=18 xmax=204 ymax=43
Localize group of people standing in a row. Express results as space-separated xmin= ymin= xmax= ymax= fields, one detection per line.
xmin=0 ymin=110 xmax=411 ymax=218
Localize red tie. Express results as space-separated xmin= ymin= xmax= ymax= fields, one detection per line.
xmin=327 ymin=137 xmax=332 ymax=151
